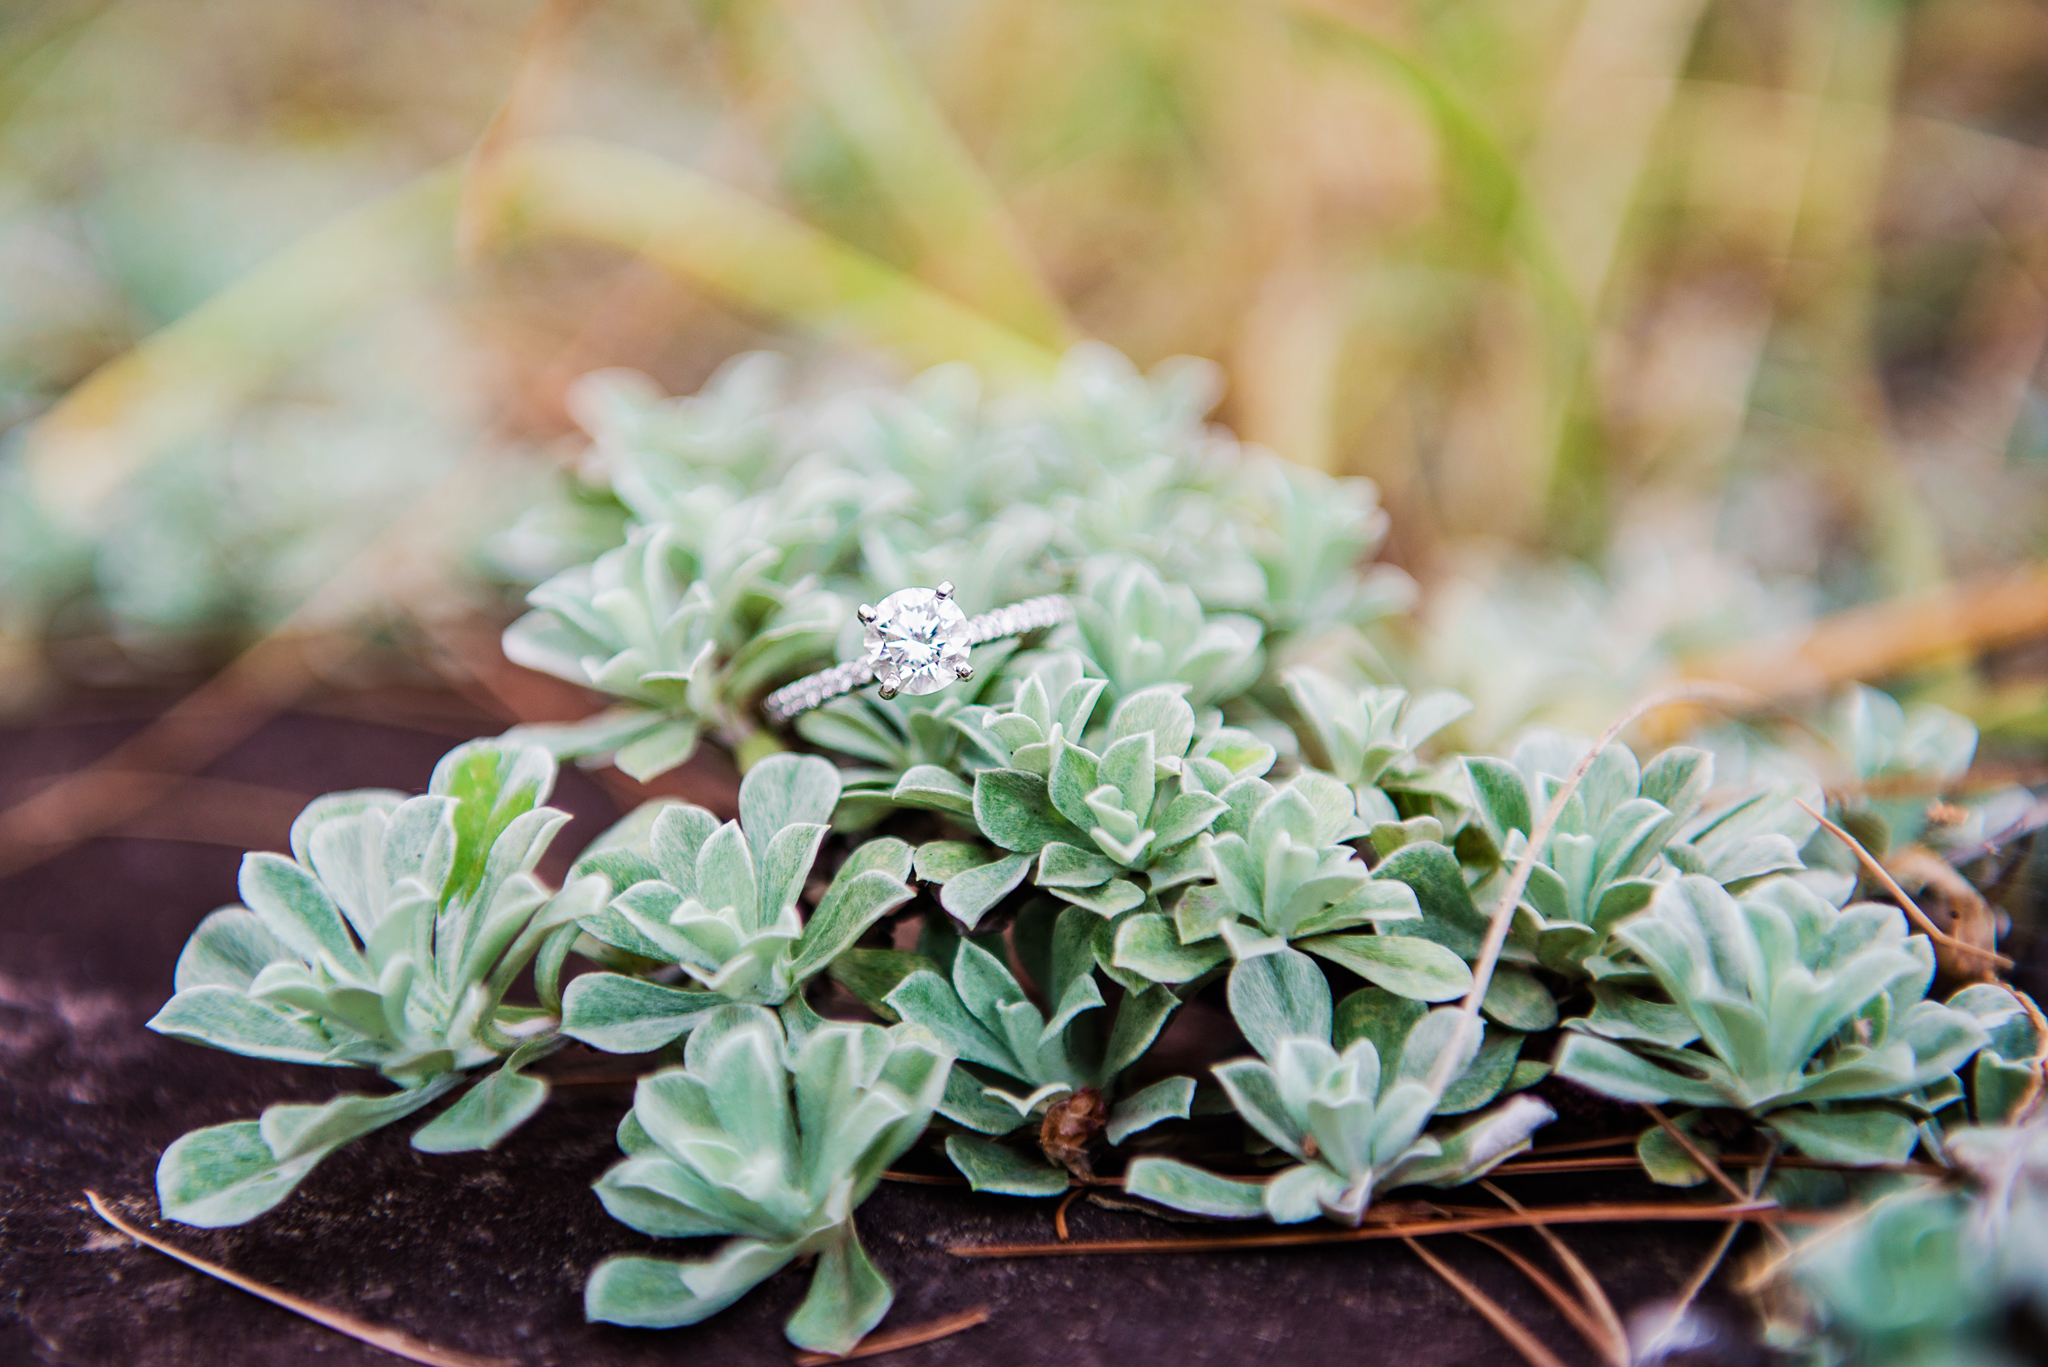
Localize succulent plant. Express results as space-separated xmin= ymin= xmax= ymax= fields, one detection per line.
xmin=1554 ymin=875 xmax=1991 ymax=1175
xmin=1461 ymin=731 xmax=1742 ymax=976
xmin=880 ymin=903 xmax=1189 ymax=1196
xmin=560 ymin=754 xmax=916 ymax=1050
xmin=1233 ymin=461 xmax=1409 ymax=639
xmin=111 ymin=342 xmax=2042 ymax=1360
xmin=1109 ymin=773 xmax=1472 ymax=1006
xmin=1062 ymin=558 xmax=1264 ymax=707
xmin=1947 ymin=983 xmax=2048 ymax=1127
xmin=941 ymin=682 xmax=1242 ymax=923
xmin=498 ymin=347 xmax=1405 ymax=785
xmin=793 ymin=643 xmax=1014 ymax=825
xmin=584 ymin=1004 xmax=950 ymax=1356
xmin=1127 ymin=954 xmax=1553 ymax=1225
xmin=1827 ymin=684 xmax=1980 ymax=854
xmin=504 ymin=519 xmax=844 ymax=778
xmin=1281 ymin=667 xmax=1473 ymax=812
xmin=148 ymin=740 xmax=606 ymax=1226
xmin=1784 ymin=1115 xmax=2048 ymax=1367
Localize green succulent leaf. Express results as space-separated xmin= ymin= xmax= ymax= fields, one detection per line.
xmin=1106 ymin=1076 xmax=1197 ymax=1144
xmin=938 ymin=854 xmax=1033 ymax=929
xmin=1480 ymin=965 xmax=1559 ymax=1032
xmin=411 ymin=1057 xmax=552 ymax=1154
xmin=974 ymin=768 xmax=1087 ymax=854
xmin=1762 ymin=1107 xmax=1918 ymax=1166
xmin=157 ymin=1079 xmax=458 ymax=1227
xmin=1299 ymin=933 xmax=1473 ymax=1003
xmin=1227 ymin=948 xmax=1332 ymax=1061
xmin=944 ymin=1132 xmax=1070 ymax=1196
xmin=1111 ymin=911 xmax=1230 ymax=984
xmin=585 ymin=1241 xmax=801 ymax=1329
xmin=561 ymin=973 xmax=726 ymax=1054
xmin=891 ymin=765 xmax=975 ymax=815
xmin=785 ymin=1229 xmax=895 ymax=1357
xmin=1125 ymin=1157 xmax=1268 ymax=1218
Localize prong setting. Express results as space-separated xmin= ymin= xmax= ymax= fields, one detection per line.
xmin=877 ymin=683 xmax=899 ymax=700
xmin=934 ymin=582 xmax=954 ymax=600
xmin=955 ymin=663 xmax=975 ymax=682
xmin=856 ymin=604 xmax=877 ymax=625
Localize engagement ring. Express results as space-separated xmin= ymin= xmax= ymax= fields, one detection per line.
xmin=762 ymin=584 xmax=1072 ymax=722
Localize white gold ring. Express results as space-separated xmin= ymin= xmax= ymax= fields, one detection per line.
xmin=762 ymin=584 xmax=1072 ymax=722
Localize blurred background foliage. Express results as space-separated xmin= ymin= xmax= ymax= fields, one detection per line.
xmin=5 ymin=0 xmax=2048 ymax=751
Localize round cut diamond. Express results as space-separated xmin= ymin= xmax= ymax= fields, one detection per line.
xmin=865 ymin=587 xmax=971 ymax=697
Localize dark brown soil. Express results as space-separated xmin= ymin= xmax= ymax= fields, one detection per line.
xmin=1 ymin=695 xmax=1773 ymax=1366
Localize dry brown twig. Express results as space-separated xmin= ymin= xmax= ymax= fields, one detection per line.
xmin=1885 ymin=845 xmax=2000 ymax=981
xmin=1685 ymin=563 xmax=2048 ymax=700
xmin=1524 ymin=1134 xmax=1642 ymax=1157
xmin=84 ymin=1191 xmax=512 ymax=1367
xmin=0 ymin=771 xmax=311 ymax=851
xmin=0 ymin=630 xmax=352 ymax=879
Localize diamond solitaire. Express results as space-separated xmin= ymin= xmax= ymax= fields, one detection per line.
xmin=862 ymin=585 xmax=973 ymax=699
xmin=761 ymin=584 xmax=1074 ymax=722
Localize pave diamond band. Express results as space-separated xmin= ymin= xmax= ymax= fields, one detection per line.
xmin=763 ymin=586 xmax=1073 ymax=723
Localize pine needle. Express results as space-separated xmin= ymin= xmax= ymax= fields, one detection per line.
xmin=1797 ymin=799 xmax=2011 ymax=970
xmin=1462 ymin=1234 xmax=1621 ymax=1365
xmin=1640 ymin=1106 xmax=1743 ymax=1201
xmin=790 ymin=1305 xmax=991 ymax=1365
xmin=1054 ymin=1186 xmax=1083 ymax=1241
xmin=1492 ymin=1154 xmax=1952 ymax=1178
xmin=948 ymin=1199 xmax=1811 ymax=1258
xmin=1638 ymin=1143 xmax=1776 ymax=1356
xmin=1479 ymin=1181 xmax=1628 ymax=1367
xmin=1404 ymin=1236 xmax=1570 ymax=1367
xmin=1525 ymin=1134 xmax=1642 ymax=1157
xmin=83 ymin=1191 xmax=512 ymax=1367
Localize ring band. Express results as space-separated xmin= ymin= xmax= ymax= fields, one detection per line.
xmin=763 ymin=584 xmax=1072 ymax=722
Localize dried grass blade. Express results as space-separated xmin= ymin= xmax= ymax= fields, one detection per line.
xmin=1480 ymin=1181 xmax=1627 ymax=1367
xmin=790 ymin=1305 xmax=991 ymax=1365
xmin=1797 ymin=799 xmax=2011 ymax=969
xmin=83 ymin=1191 xmax=512 ymax=1367
xmin=1404 ymin=1236 xmax=1570 ymax=1367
